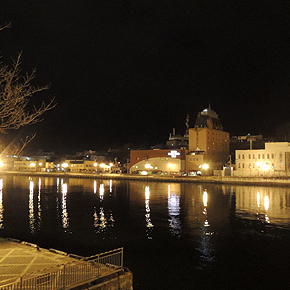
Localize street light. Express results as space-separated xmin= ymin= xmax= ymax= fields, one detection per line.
xmin=202 ymin=164 xmax=209 ymax=179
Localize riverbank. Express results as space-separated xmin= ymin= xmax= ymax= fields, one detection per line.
xmin=2 ymin=170 xmax=290 ymax=187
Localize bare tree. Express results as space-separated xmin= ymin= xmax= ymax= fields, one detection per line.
xmin=0 ymin=23 xmax=56 ymax=154
xmin=0 ymin=52 xmax=56 ymax=134
xmin=0 ymin=134 xmax=36 ymax=157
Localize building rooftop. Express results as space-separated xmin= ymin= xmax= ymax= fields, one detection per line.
xmin=194 ymin=105 xmax=223 ymax=130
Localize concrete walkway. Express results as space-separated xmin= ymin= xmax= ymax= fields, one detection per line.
xmin=0 ymin=238 xmax=77 ymax=286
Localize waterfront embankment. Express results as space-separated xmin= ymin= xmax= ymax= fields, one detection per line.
xmin=2 ymin=170 xmax=290 ymax=187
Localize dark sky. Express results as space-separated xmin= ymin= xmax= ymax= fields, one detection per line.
xmin=1 ymin=0 xmax=290 ymax=153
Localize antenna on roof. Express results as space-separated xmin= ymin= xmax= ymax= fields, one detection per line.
xmin=185 ymin=114 xmax=190 ymax=136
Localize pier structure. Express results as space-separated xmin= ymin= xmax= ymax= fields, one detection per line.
xmin=0 ymin=238 xmax=132 ymax=290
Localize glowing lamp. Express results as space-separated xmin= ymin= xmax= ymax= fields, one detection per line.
xmin=262 ymin=164 xmax=270 ymax=171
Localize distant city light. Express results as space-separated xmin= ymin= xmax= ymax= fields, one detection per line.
xmin=202 ymin=164 xmax=209 ymax=170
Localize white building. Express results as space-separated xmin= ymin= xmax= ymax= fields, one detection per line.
xmin=234 ymin=142 xmax=290 ymax=177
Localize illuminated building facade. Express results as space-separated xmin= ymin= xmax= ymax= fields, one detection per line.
xmin=187 ymin=106 xmax=230 ymax=171
xmin=63 ymin=160 xmax=98 ymax=173
xmin=13 ymin=159 xmax=46 ymax=172
xmin=130 ymin=149 xmax=187 ymax=175
xmin=235 ymin=142 xmax=290 ymax=177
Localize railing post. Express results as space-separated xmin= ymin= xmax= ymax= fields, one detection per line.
xmin=121 ymin=248 xmax=123 ymax=269
xmin=97 ymin=254 xmax=100 ymax=278
xmin=63 ymin=264 xmax=66 ymax=290
xmin=20 ymin=277 xmax=22 ymax=290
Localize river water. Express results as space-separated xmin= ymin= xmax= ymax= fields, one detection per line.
xmin=1 ymin=175 xmax=290 ymax=289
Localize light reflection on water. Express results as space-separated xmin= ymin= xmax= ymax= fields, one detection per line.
xmin=29 ymin=180 xmax=35 ymax=233
xmin=0 ymin=179 xmax=3 ymax=229
xmin=61 ymin=183 xmax=69 ymax=231
xmin=1 ymin=177 xmax=290 ymax=236
xmin=2 ymin=176 xmax=290 ymax=289
xmin=224 ymin=185 xmax=290 ymax=228
xmin=145 ymin=185 xmax=153 ymax=239
xmin=167 ymin=184 xmax=181 ymax=237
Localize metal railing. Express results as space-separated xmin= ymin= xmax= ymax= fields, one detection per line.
xmin=0 ymin=247 xmax=123 ymax=290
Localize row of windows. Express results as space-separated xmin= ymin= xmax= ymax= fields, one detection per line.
xmin=238 ymin=163 xmax=274 ymax=169
xmin=189 ymin=158 xmax=199 ymax=161
xmin=238 ymin=153 xmax=275 ymax=160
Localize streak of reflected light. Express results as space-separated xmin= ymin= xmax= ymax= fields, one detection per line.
xmin=0 ymin=179 xmax=3 ymax=229
xmin=168 ymin=184 xmax=181 ymax=236
xmin=145 ymin=186 xmax=154 ymax=238
xmin=29 ymin=181 xmax=35 ymax=233
xmin=100 ymin=184 xmax=104 ymax=201
xmin=94 ymin=181 xmax=97 ymax=194
xmin=264 ymin=195 xmax=269 ymax=211
xmin=62 ymin=183 xmax=69 ymax=230
xmin=257 ymin=192 xmax=260 ymax=208
xmin=203 ymin=190 xmax=208 ymax=207
xmin=37 ymin=178 xmax=42 ymax=229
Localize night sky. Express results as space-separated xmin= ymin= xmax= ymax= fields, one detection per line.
xmin=1 ymin=0 xmax=290 ymax=153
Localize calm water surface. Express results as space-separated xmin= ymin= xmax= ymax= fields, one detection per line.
xmin=1 ymin=175 xmax=290 ymax=289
